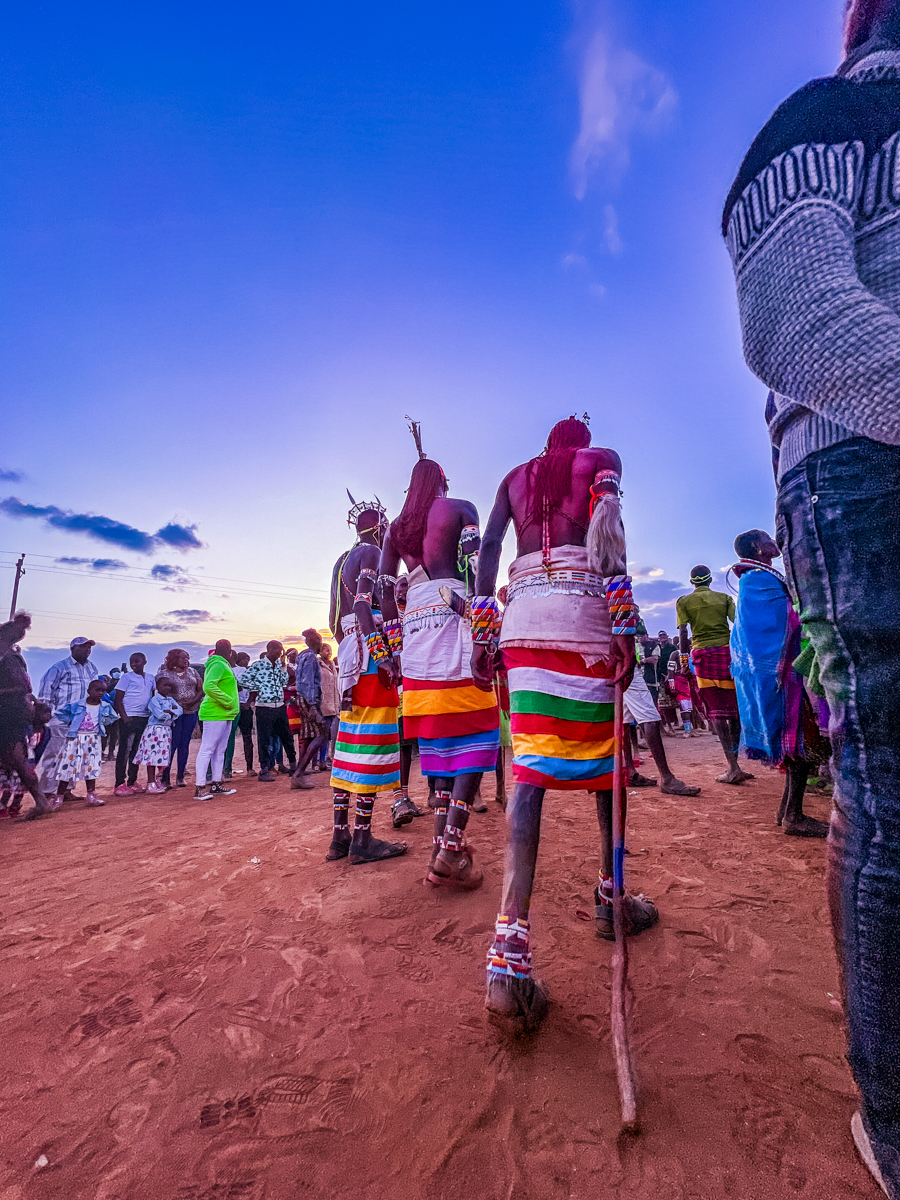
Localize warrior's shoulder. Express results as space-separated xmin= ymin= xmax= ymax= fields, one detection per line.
xmin=580 ymin=446 xmax=621 ymax=471
xmin=442 ymin=495 xmax=478 ymax=516
xmin=342 ymin=542 xmax=378 ymax=568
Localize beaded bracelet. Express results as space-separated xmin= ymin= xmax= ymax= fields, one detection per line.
xmin=471 ymin=596 xmax=500 ymax=645
xmin=365 ymin=629 xmax=390 ymax=664
xmin=383 ymin=618 xmax=403 ymax=656
xmin=606 ymin=574 xmax=637 ymax=636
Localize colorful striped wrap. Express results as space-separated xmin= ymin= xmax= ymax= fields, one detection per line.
xmin=500 ymin=547 xmax=616 ymax=790
xmin=505 ymin=647 xmax=615 ymax=789
xmin=401 ymin=572 xmax=499 ymax=777
xmin=330 ymin=656 xmax=400 ymax=794
xmin=690 ymin=645 xmax=739 ymax=720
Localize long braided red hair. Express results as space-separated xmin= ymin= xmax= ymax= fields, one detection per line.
xmin=527 ymin=417 xmax=591 ymax=528
xmin=390 ymin=459 xmax=447 ymax=560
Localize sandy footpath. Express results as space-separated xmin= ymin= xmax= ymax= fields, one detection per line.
xmin=0 ymin=732 xmax=878 ymax=1200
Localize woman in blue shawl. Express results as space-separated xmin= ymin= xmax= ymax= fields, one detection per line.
xmin=730 ymin=530 xmax=829 ymax=838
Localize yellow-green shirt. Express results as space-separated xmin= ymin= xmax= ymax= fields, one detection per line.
xmin=675 ymin=586 xmax=735 ymax=649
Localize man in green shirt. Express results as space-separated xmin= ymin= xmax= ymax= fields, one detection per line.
xmin=194 ymin=640 xmax=240 ymax=801
xmin=676 ymin=566 xmax=751 ymax=785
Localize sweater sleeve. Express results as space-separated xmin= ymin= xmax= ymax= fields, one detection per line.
xmin=729 ymin=182 xmax=900 ymax=445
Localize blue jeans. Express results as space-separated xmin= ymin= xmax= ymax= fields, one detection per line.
xmin=163 ymin=711 xmax=199 ymax=784
xmin=777 ymin=437 xmax=900 ymax=1194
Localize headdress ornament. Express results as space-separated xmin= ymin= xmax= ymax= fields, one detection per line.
xmin=345 ymin=488 xmax=388 ymax=533
xmin=405 ymin=416 xmax=427 ymax=460
xmin=690 ymin=568 xmax=713 ymax=586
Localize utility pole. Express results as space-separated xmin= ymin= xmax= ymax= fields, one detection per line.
xmin=9 ymin=553 xmax=25 ymax=619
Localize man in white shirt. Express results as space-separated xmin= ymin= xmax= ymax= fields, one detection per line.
xmin=318 ymin=642 xmax=340 ymax=766
xmin=38 ymin=636 xmax=99 ymax=796
xmin=224 ymin=651 xmax=256 ymax=779
xmin=113 ymin=652 xmax=155 ymax=795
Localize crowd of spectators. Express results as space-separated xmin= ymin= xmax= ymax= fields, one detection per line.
xmin=0 ymin=617 xmax=339 ymax=817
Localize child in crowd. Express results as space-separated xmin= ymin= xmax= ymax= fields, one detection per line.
xmin=0 ymin=700 xmax=52 ymax=818
xmin=133 ymin=677 xmax=182 ymax=794
xmin=101 ymin=673 xmax=121 ymax=760
xmin=656 ymin=659 xmax=680 ymax=736
xmin=53 ymin=680 xmax=118 ymax=807
xmin=662 ymin=656 xmax=695 ymax=738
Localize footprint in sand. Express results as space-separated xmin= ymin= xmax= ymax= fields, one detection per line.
xmin=76 ymin=995 xmax=142 ymax=1040
xmin=253 ymin=1073 xmax=369 ymax=1139
xmin=174 ymin=1182 xmax=258 ymax=1200
xmin=199 ymin=1095 xmax=257 ymax=1129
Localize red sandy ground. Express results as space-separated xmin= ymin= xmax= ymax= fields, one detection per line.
xmin=0 ymin=732 xmax=880 ymax=1200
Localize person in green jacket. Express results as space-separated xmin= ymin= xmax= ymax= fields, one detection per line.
xmin=194 ymin=639 xmax=240 ymax=801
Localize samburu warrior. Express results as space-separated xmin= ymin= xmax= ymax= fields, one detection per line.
xmin=326 ymin=494 xmax=409 ymax=865
xmin=676 ymin=566 xmax=751 ymax=784
xmin=378 ymin=423 xmax=499 ymax=889
xmin=472 ymin=415 xmax=658 ymax=1034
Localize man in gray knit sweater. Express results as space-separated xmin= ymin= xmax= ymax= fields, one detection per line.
xmin=724 ymin=3 xmax=900 ymax=1195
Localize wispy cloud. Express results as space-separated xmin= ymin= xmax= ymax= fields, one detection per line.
xmin=570 ymin=30 xmax=677 ymax=200
xmin=56 ymin=556 xmax=129 ymax=572
xmin=632 ymin=577 xmax=687 ymax=624
xmin=0 ymin=496 xmax=202 ymax=555
xmin=629 ymin=564 xmax=665 ymax=579
xmin=133 ymin=609 xmax=221 ymax=635
xmin=562 ymin=252 xmax=589 ymax=273
xmin=0 ymin=468 xmax=24 ymax=483
xmin=150 ymin=562 xmax=195 ymax=590
xmin=602 ymin=204 xmax=622 ymax=255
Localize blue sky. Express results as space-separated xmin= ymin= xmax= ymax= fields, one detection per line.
xmin=0 ymin=0 xmax=845 ymax=677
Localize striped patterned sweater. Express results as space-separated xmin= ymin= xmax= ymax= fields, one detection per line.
xmin=723 ymin=49 xmax=900 ymax=480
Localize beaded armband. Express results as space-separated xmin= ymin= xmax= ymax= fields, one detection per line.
xmin=354 ymin=567 xmax=377 ymax=607
xmin=471 ymin=596 xmax=500 ymax=645
xmin=377 ymin=574 xmax=397 ymax=591
xmin=365 ymin=629 xmax=390 ymax=664
xmin=383 ymin=618 xmax=403 ymax=656
xmin=606 ymin=574 xmax=637 ymax=636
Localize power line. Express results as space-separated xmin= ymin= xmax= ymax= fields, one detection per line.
xmin=0 ymin=556 xmax=329 ymax=603
xmin=25 ymin=607 xmax=319 ymax=644
xmin=0 ymin=548 xmax=332 ymax=643
xmin=0 ymin=562 xmax=326 ymax=605
xmin=0 ymin=550 xmax=329 ymax=597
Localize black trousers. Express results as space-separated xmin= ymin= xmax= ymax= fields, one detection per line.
xmin=115 ymin=716 xmax=148 ymax=786
xmin=238 ymin=705 xmax=254 ymax=767
xmin=255 ymin=705 xmax=295 ymax=771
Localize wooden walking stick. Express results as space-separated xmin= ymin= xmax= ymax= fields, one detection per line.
xmin=610 ymin=679 xmax=639 ymax=1132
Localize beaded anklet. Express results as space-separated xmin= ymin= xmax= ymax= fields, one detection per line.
xmin=487 ymin=915 xmax=532 ymax=980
